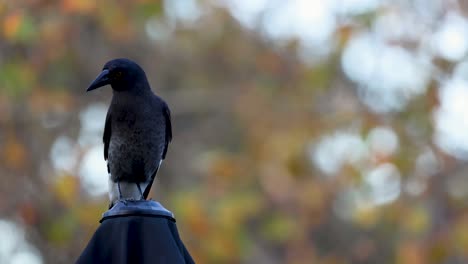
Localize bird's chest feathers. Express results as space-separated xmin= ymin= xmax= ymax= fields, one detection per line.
xmin=111 ymin=96 xmax=148 ymax=129
xmin=115 ymin=109 xmax=137 ymax=128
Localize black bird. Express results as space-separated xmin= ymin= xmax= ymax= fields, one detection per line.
xmin=87 ymin=58 xmax=172 ymax=207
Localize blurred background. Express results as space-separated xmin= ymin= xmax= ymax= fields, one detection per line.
xmin=1 ymin=0 xmax=468 ymax=263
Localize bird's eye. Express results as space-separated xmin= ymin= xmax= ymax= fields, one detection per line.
xmin=115 ymin=71 xmax=123 ymax=78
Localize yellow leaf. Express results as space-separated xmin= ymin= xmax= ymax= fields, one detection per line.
xmin=52 ymin=174 xmax=79 ymax=207
xmin=402 ymin=206 xmax=429 ymax=235
xmin=61 ymin=0 xmax=95 ymax=14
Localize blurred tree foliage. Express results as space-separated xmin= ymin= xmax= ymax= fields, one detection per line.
xmin=0 ymin=1 xmax=468 ymax=264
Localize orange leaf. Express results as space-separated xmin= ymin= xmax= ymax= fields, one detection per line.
xmin=3 ymin=135 xmax=26 ymax=170
xmin=3 ymin=11 xmax=22 ymax=40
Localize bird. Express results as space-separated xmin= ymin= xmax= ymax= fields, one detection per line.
xmin=86 ymin=58 xmax=172 ymax=208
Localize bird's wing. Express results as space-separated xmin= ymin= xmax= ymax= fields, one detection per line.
xmin=103 ymin=111 xmax=112 ymax=161
xmin=142 ymin=102 xmax=172 ymax=199
xmin=142 ymin=160 xmax=162 ymax=199
xmin=162 ymin=102 xmax=172 ymax=159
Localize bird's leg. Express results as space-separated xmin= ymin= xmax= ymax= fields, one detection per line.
xmin=136 ymin=183 xmax=144 ymax=200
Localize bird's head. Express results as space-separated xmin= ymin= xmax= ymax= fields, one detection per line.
xmin=87 ymin=58 xmax=149 ymax=92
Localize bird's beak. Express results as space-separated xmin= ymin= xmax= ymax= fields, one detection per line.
xmin=87 ymin=69 xmax=110 ymax=92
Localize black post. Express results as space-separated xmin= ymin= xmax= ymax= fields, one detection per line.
xmin=76 ymin=200 xmax=194 ymax=264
